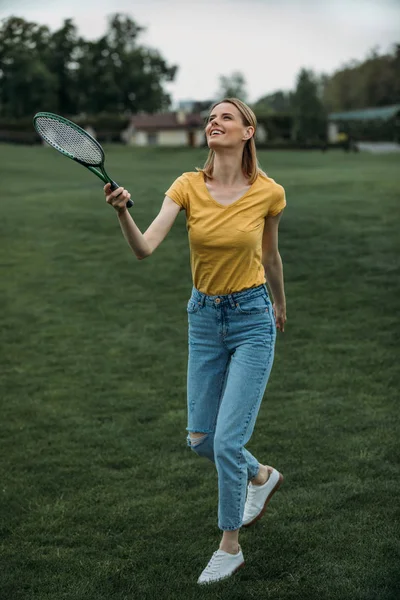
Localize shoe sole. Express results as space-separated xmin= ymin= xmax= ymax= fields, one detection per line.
xmin=241 ymin=472 xmax=284 ymax=528
xmin=198 ymin=561 xmax=245 ymax=585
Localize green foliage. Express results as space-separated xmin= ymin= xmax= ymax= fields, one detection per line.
xmin=0 ymin=117 xmax=34 ymax=131
xmin=254 ymin=112 xmax=293 ymax=142
xmin=46 ymin=18 xmax=80 ymax=116
xmin=322 ymin=44 xmax=400 ymax=112
xmin=337 ymin=118 xmax=400 ymax=142
xmin=0 ymin=17 xmax=57 ymax=118
xmin=251 ymin=72 xmax=328 ymax=143
xmin=217 ymin=71 xmax=248 ymax=102
xmin=74 ymin=114 xmax=132 ymax=143
xmin=290 ymin=69 xmax=327 ymax=142
xmin=0 ymin=14 xmax=178 ymax=118
xmin=252 ymin=91 xmax=292 ymax=114
xmin=74 ymin=114 xmax=131 ymax=130
xmin=0 ymin=114 xmax=131 ymax=144
xmin=252 ymin=44 xmax=400 ymax=142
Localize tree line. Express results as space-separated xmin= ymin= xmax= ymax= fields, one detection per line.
xmin=0 ymin=14 xmax=177 ymax=119
xmin=213 ymin=42 xmax=399 ymax=143
xmin=0 ymin=14 xmax=399 ymax=143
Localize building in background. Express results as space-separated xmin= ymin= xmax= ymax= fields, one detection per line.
xmin=122 ymin=111 xmax=205 ymax=147
xmin=328 ymin=105 xmax=400 ymax=145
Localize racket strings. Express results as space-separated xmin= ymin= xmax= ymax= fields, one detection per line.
xmin=35 ymin=116 xmax=103 ymax=165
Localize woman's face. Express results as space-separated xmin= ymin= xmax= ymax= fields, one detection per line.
xmin=205 ymin=102 xmax=254 ymax=150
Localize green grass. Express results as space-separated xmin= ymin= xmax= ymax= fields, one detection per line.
xmin=1 ymin=144 xmax=399 ymax=600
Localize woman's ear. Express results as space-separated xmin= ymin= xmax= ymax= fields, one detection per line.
xmin=243 ymin=126 xmax=255 ymax=140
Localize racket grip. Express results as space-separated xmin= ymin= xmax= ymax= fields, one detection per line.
xmin=110 ymin=180 xmax=133 ymax=208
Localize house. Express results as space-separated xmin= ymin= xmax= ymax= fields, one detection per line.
xmin=123 ymin=111 xmax=205 ymax=147
xmin=327 ymin=104 xmax=400 ymax=143
xmin=121 ymin=104 xmax=269 ymax=147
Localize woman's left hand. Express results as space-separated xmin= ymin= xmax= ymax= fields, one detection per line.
xmin=273 ymin=303 xmax=286 ymax=332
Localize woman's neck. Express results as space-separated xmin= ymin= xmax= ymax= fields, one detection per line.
xmin=210 ymin=151 xmax=248 ymax=187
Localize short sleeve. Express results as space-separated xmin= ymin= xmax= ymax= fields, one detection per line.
xmin=165 ymin=174 xmax=188 ymax=210
xmin=268 ymin=185 xmax=286 ymax=217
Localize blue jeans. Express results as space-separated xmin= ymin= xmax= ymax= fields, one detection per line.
xmin=185 ymin=283 xmax=277 ymax=531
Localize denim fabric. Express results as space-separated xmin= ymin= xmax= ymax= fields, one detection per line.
xmin=185 ymin=283 xmax=276 ymax=530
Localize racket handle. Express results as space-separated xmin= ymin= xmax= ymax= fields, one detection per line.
xmin=110 ymin=180 xmax=133 ymax=208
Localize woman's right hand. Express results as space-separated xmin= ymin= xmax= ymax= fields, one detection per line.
xmin=104 ymin=183 xmax=132 ymax=213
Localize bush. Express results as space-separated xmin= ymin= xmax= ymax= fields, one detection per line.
xmin=256 ymin=140 xmax=327 ymax=150
xmin=0 ymin=130 xmax=40 ymax=144
xmin=0 ymin=118 xmax=37 ymax=132
xmin=0 ymin=113 xmax=131 ymax=144
xmin=73 ymin=113 xmax=131 ymax=131
xmin=255 ymin=113 xmax=293 ymax=141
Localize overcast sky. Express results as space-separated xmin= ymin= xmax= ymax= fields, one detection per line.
xmin=1 ymin=0 xmax=399 ymax=105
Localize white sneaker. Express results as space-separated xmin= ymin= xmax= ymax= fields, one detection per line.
xmin=242 ymin=467 xmax=283 ymax=527
xmin=197 ymin=546 xmax=245 ymax=585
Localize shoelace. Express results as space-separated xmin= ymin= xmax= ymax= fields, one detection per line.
xmin=244 ymin=485 xmax=257 ymax=509
xmin=203 ymin=551 xmax=224 ymax=575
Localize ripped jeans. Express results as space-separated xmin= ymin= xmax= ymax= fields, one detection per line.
xmin=185 ymin=283 xmax=277 ymax=531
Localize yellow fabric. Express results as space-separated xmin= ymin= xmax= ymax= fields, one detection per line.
xmin=165 ymin=171 xmax=286 ymax=295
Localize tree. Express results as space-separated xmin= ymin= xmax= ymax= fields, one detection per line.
xmin=392 ymin=44 xmax=400 ymax=103
xmin=252 ymin=91 xmax=291 ymax=114
xmin=0 ymin=17 xmax=57 ymax=118
xmin=73 ymin=13 xmax=178 ymax=115
xmin=47 ymin=19 xmax=80 ymax=116
xmin=322 ymin=44 xmax=400 ymax=111
xmin=217 ymin=71 xmax=247 ymax=102
xmin=0 ymin=13 xmax=178 ymax=118
xmin=291 ymin=68 xmax=326 ymax=142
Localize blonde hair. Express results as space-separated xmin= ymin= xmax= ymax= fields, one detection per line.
xmin=197 ymin=97 xmax=266 ymax=185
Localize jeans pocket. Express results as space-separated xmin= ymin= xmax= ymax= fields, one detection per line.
xmin=187 ymin=298 xmax=201 ymax=314
xmin=235 ymin=294 xmax=269 ymax=315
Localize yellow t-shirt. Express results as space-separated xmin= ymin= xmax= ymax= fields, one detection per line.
xmin=165 ymin=171 xmax=286 ymax=295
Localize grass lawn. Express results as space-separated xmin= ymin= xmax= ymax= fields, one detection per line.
xmin=0 ymin=143 xmax=399 ymax=600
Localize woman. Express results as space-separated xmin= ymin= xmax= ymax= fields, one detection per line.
xmin=104 ymin=98 xmax=287 ymax=585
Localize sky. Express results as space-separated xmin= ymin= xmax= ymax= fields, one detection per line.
xmin=1 ymin=0 xmax=399 ymax=106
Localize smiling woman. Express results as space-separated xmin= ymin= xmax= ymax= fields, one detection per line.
xmin=200 ymin=98 xmax=263 ymax=185
xmin=104 ymin=96 xmax=287 ymax=586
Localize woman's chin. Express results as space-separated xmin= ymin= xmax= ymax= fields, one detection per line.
xmin=207 ymin=137 xmax=225 ymax=150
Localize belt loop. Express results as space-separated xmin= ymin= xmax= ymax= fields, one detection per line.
xmin=194 ymin=286 xmax=205 ymax=306
xmin=228 ymin=294 xmax=236 ymax=309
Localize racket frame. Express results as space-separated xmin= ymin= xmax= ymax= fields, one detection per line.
xmin=33 ymin=111 xmax=133 ymax=207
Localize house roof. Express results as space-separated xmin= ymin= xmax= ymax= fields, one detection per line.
xmin=328 ymin=104 xmax=400 ymax=122
xmin=131 ymin=112 xmax=204 ymax=131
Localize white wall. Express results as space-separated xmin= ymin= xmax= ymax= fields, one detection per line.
xmin=328 ymin=122 xmax=338 ymax=143
xmin=158 ymin=130 xmax=187 ymax=146
xmin=129 ymin=128 xmax=205 ymax=147
xmin=195 ymin=130 xmax=205 ymax=147
xmin=132 ymin=131 xmax=148 ymax=146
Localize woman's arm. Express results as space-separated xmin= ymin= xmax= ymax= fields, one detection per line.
xmin=261 ymin=211 xmax=287 ymax=331
xmin=105 ymin=183 xmax=181 ymax=260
